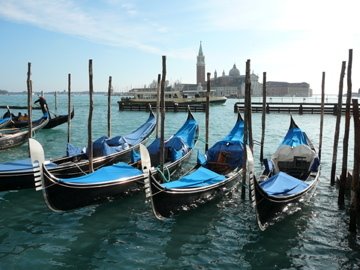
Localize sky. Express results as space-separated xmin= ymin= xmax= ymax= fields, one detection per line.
xmin=0 ymin=0 xmax=359 ymax=95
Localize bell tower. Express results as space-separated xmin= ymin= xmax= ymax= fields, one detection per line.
xmin=196 ymin=42 xmax=205 ymax=86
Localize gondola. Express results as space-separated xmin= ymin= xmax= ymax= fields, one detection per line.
xmin=0 ymin=110 xmax=156 ymax=191
xmin=144 ymin=112 xmax=244 ymax=219
xmin=250 ymin=116 xmax=320 ymax=231
xmin=7 ymin=100 xmax=50 ymax=129
xmin=1 ymin=106 xmax=12 ymax=129
xmin=29 ymin=109 xmax=199 ymax=211
xmin=43 ymin=107 xmax=74 ymax=129
xmin=0 ymin=116 xmax=12 ymax=129
xmin=0 ymin=112 xmax=49 ymax=151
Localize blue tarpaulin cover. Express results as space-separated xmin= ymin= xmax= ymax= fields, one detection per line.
xmin=136 ymin=114 xmax=198 ymax=163
xmin=161 ymin=114 xmax=244 ymax=190
xmin=206 ymin=141 xmax=244 ymax=170
xmin=59 ymin=162 xmax=142 ymax=184
xmin=0 ymin=117 xmax=11 ymax=125
xmin=260 ymin=172 xmax=309 ymax=196
xmin=222 ymin=116 xmax=244 ymax=142
xmin=280 ymin=127 xmax=309 ymax=147
xmin=205 ymin=115 xmax=244 ymax=169
xmin=161 ymin=166 xmax=226 ymax=189
xmin=66 ymin=113 xmax=156 ymax=157
xmin=0 ymin=158 xmax=58 ymax=172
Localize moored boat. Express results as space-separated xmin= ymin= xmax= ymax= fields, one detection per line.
xmin=0 ymin=110 xmax=156 ymax=191
xmin=118 ymin=89 xmax=227 ymax=111
xmin=0 ymin=117 xmax=12 ymax=129
xmin=144 ymin=112 xmax=244 ymax=219
xmin=29 ymin=109 xmax=199 ymax=211
xmin=0 ymin=112 xmax=49 ymax=151
xmin=250 ymin=116 xmax=320 ymax=231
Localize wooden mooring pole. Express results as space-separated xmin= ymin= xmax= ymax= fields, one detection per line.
xmin=205 ymin=72 xmax=211 ymax=152
xmin=88 ymin=59 xmax=94 ymax=173
xmin=54 ymin=91 xmax=57 ymax=111
xmin=159 ymin=56 xmax=166 ymax=172
xmin=318 ymin=72 xmax=325 ymax=161
xmin=107 ymin=76 xmax=112 ymax=138
xmin=330 ymin=61 xmax=346 ymax=185
xmin=156 ymin=74 xmax=161 ymax=139
xmin=27 ymin=62 xmax=33 ymax=157
xmin=349 ymin=98 xmax=359 ymax=233
xmin=247 ymin=60 xmax=253 ymax=152
xmin=339 ymin=49 xmax=353 ymax=205
xmin=260 ymin=72 xmax=266 ymax=162
xmin=241 ymin=59 xmax=251 ymax=199
xmin=67 ymin=73 xmax=71 ymax=144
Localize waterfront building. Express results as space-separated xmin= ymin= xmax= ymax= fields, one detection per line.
xmin=266 ymin=81 xmax=312 ymax=97
xmin=124 ymin=43 xmax=311 ymax=98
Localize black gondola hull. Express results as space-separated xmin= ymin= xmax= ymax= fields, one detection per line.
xmin=0 ymin=144 xmax=137 ymax=191
xmin=0 ymin=131 xmax=28 ymax=150
xmin=252 ymin=171 xmax=320 ymax=230
xmin=43 ymin=108 xmax=74 ymax=129
xmin=40 ymin=146 xmax=193 ymax=211
xmin=0 ymin=170 xmax=35 ymax=191
xmin=0 ymin=109 xmax=156 ymax=191
xmin=42 ymin=168 xmax=144 ymax=211
xmin=0 ymin=116 xmax=48 ymax=150
xmin=147 ymin=170 xmax=241 ymax=218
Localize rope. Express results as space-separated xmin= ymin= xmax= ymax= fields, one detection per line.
xmin=196 ymin=137 xmax=207 ymax=144
xmin=156 ymin=166 xmax=171 ymax=182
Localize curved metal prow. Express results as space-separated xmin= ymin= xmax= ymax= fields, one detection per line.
xmin=142 ymin=144 xmax=166 ymax=220
xmin=29 ymin=138 xmax=45 ymax=191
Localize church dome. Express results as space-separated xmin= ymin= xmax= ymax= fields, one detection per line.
xmin=229 ymin=64 xmax=240 ymax=77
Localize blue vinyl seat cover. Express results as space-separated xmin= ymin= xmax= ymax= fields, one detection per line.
xmin=66 ymin=113 xmax=156 ymax=158
xmin=59 ymin=162 xmax=142 ymax=184
xmin=161 ymin=166 xmax=226 ymax=189
xmin=260 ymin=171 xmax=309 ymax=196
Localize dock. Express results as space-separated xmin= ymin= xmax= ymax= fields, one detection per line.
xmin=234 ymin=102 xmax=353 ymax=115
xmin=117 ymin=101 xmax=206 ymax=112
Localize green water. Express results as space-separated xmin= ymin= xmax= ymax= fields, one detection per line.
xmin=0 ymin=95 xmax=359 ymax=269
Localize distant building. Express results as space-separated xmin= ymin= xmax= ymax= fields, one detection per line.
xmin=124 ymin=43 xmax=311 ymax=98
xmin=211 ymin=64 xmax=262 ymax=98
xmin=266 ymin=81 xmax=311 ymax=97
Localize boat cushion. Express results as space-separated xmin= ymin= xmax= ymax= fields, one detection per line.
xmin=59 ymin=162 xmax=142 ymax=184
xmin=260 ymin=172 xmax=309 ymax=196
xmin=0 ymin=158 xmax=58 ymax=172
xmin=161 ymin=166 xmax=226 ymax=189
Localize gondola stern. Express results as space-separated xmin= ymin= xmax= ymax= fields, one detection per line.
xmin=237 ymin=110 xmax=243 ymax=122
xmin=289 ymin=114 xmax=299 ymax=129
xmin=186 ymin=105 xmax=195 ymax=120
